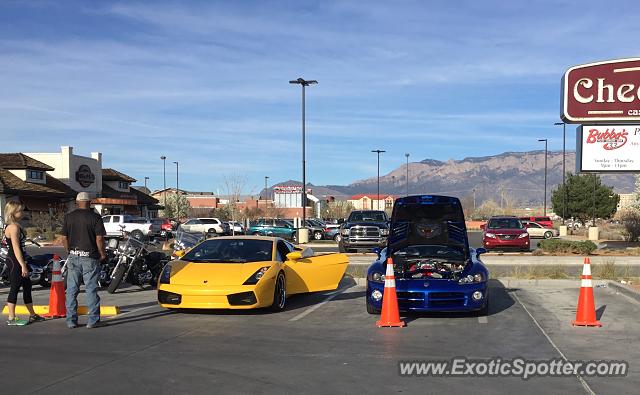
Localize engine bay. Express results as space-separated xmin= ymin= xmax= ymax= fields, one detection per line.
xmin=391 ymin=245 xmax=469 ymax=280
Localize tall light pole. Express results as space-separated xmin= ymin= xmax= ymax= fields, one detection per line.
xmin=144 ymin=176 xmax=149 ymax=190
xmin=173 ymin=161 xmax=179 ymax=191
xmin=554 ymin=122 xmax=567 ymax=224
xmin=405 ymin=153 xmax=410 ymax=196
xmin=160 ymin=156 xmax=167 ymax=210
xmin=264 ymin=176 xmax=269 ymax=206
xmin=371 ymin=150 xmax=386 ymax=210
xmin=538 ymin=139 xmax=548 ymax=216
xmin=289 ymin=77 xmax=317 ymax=234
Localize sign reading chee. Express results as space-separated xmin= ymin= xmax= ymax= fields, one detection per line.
xmin=562 ymin=58 xmax=640 ymax=123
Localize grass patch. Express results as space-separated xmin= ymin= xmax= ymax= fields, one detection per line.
xmin=538 ymin=239 xmax=597 ymax=255
xmin=593 ymin=260 xmax=617 ymax=279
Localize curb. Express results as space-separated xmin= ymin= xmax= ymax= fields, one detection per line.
xmin=608 ymin=281 xmax=640 ymax=303
xmin=3 ymin=305 xmax=121 ymax=316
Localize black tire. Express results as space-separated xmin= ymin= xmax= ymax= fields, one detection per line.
xmin=131 ymin=230 xmax=144 ymax=241
xmin=366 ymin=299 xmax=380 ymax=315
xmin=543 ymin=231 xmax=553 ymax=239
xmin=291 ymin=233 xmax=297 ymax=243
xmin=270 ymin=272 xmax=287 ymax=312
xmin=313 ymin=231 xmax=323 ymax=240
xmin=334 ymin=234 xmax=342 ymax=243
xmin=475 ymin=299 xmax=489 ymax=317
xmin=107 ymin=264 xmax=127 ymax=294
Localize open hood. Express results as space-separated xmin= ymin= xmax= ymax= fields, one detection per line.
xmin=387 ymin=195 xmax=470 ymax=258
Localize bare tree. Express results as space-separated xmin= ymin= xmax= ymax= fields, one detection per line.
xmin=221 ymin=173 xmax=257 ymax=227
xmin=323 ymin=201 xmax=355 ymax=220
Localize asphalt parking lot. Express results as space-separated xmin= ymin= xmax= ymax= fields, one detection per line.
xmin=1 ymin=277 xmax=638 ymax=394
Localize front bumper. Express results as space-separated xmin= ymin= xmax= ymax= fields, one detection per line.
xmin=342 ymin=237 xmax=387 ymax=248
xmin=157 ymin=281 xmax=275 ymax=309
xmin=483 ymin=237 xmax=529 ymax=250
xmin=367 ymin=278 xmax=488 ymax=312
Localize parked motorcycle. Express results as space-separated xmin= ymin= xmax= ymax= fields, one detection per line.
xmin=106 ymin=234 xmax=167 ymax=294
xmin=0 ymin=236 xmax=59 ymax=288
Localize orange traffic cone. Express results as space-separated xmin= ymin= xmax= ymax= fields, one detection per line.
xmin=572 ymin=257 xmax=601 ymax=327
xmin=45 ymin=255 xmax=66 ymax=318
xmin=376 ymin=257 xmax=405 ymax=328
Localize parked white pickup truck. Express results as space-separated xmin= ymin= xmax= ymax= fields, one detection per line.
xmin=102 ymin=215 xmax=153 ymax=240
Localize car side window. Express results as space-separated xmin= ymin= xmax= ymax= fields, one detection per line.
xmin=102 ymin=216 xmax=111 ymax=223
xmin=276 ymin=241 xmax=290 ymax=262
xmin=113 ymin=216 xmax=121 ymax=223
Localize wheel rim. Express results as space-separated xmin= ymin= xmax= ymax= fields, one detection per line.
xmin=545 ymin=232 xmax=552 ymax=239
xmin=335 ymin=235 xmax=341 ymax=242
xmin=275 ymin=275 xmax=286 ymax=309
xmin=314 ymin=232 xmax=322 ymax=240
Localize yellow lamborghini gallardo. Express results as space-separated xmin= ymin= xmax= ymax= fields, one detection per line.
xmin=157 ymin=236 xmax=348 ymax=311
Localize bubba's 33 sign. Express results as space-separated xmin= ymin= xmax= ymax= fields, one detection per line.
xmin=562 ymin=58 xmax=640 ymax=123
xmin=576 ymin=125 xmax=640 ymax=172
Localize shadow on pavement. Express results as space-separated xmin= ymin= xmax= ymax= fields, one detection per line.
xmin=596 ymin=304 xmax=607 ymax=320
xmin=106 ymin=310 xmax=176 ymax=326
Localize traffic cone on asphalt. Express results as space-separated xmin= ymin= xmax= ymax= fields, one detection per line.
xmin=376 ymin=257 xmax=405 ymax=328
xmin=572 ymin=257 xmax=601 ymax=327
xmin=45 ymin=255 xmax=66 ymax=318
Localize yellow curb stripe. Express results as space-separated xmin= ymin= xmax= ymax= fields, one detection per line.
xmin=2 ymin=305 xmax=120 ymax=316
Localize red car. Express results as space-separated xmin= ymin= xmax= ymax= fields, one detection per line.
xmin=481 ymin=216 xmax=530 ymax=252
xmin=519 ymin=216 xmax=553 ymax=229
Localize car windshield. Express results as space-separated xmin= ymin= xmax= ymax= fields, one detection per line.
xmin=348 ymin=211 xmax=387 ymax=222
xmin=182 ymin=239 xmax=273 ymax=263
xmin=488 ymin=218 xmax=524 ymax=229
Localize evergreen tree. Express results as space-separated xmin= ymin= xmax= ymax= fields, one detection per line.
xmin=551 ymin=173 xmax=619 ymax=224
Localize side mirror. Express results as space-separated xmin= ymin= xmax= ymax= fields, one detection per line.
xmin=475 ymin=247 xmax=487 ymax=257
xmin=286 ymin=251 xmax=302 ymax=261
xmin=480 ymin=224 xmax=486 ymax=230
xmin=174 ymin=249 xmax=186 ymax=258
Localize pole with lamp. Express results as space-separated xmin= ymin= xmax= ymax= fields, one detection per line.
xmin=264 ymin=176 xmax=269 ymax=209
xmin=405 ymin=153 xmax=410 ymax=197
xmin=372 ymin=150 xmax=386 ymax=210
xmin=173 ymin=161 xmax=179 ymax=217
xmin=289 ymin=77 xmax=317 ymax=243
xmin=144 ymin=176 xmax=149 ymax=190
xmin=538 ymin=139 xmax=548 ymax=216
xmin=160 ymin=156 xmax=167 ymax=214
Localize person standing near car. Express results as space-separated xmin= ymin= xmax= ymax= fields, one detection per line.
xmin=60 ymin=192 xmax=107 ymax=329
xmin=3 ymin=201 xmax=44 ymax=326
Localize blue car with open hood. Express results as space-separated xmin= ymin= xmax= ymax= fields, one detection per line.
xmin=366 ymin=195 xmax=489 ymax=315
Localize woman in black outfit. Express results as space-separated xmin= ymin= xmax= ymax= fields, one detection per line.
xmin=3 ymin=201 xmax=44 ymax=326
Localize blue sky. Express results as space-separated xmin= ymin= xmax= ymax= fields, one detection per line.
xmin=1 ymin=0 xmax=638 ymax=194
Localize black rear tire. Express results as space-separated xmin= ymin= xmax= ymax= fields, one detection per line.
xmin=270 ymin=272 xmax=287 ymax=312
xmin=107 ymin=264 xmax=127 ymax=294
xmin=366 ymin=299 xmax=380 ymax=315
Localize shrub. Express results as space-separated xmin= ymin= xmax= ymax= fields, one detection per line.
xmin=593 ymin=261 xmax=617 ymax=279
xmin=538 ymin=239 xmax=597 ymax=255
xmin=617 ymin=208 xmax=640 ymax=242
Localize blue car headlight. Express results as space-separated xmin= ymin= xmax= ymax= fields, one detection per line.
xmin=159 ymin=264 xmax=172 ymax=284
xmin=367 ymin=271 xmax=385 ymax=283
xmin=458 ymin=273 xmax=485 ymax=284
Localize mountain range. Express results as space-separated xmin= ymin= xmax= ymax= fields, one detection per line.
xmin=268 ymin=151 xmax=637 ymax=208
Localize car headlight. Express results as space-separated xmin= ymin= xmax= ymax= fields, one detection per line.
xmin=485 ymin=232 xmax=496 ymax=239
xmin=341 ymin=228 xmax=350 ymax=236
xmin=368 ymin=271 xmax=385 ymax=283
xmin=458 ymin=273 xmax=485 ymax=284
xmin=159 ymin=264 xmax=172 ymax=284
xmin=243 ymin=266 xmax=271 ymax=285
xmin=380 ymin=229 xmax=389 ymax=236
xmin=518 ymin=233 xmax=529 ymax=238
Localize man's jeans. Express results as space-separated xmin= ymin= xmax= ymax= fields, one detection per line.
xmin=65 ymin=255 xmax=101 ymax=326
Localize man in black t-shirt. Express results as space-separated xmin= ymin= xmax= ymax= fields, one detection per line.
xmin=61 ymin=192 xmax=107 ymax=329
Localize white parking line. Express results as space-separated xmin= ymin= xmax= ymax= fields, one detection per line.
xmin=289 ymin=288 xmax=348 ymax=322
xmin=513 ymin=292 xmax=595 ymax=395
xmin=478 ymin=316 xmax=488 ymax=324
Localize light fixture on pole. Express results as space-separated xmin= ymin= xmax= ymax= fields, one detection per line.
xmin=554 ymin=122 xmax=567 ymax=224
xmin=160 ymin=156 xmax=167 ymax=210
xmin=405 ymin=153 xmax=410 ymax=197
xmin=371 ymin=150 xmax=386 ymax=210
xmin=538 ymin=139 xmax=548 ymax=216
xmin=289 ymin=77 xmax=317 ymax=241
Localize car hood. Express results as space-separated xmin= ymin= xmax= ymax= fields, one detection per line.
xmin=485 ymin=228 xmax=526 ymax=235
xmin=343 ymin=221 xmax=388 ymax=228
xmin=387 ymin=195 xmax=469 ymax=257
xmin=168 ymin=260 xmax=274 ymax=286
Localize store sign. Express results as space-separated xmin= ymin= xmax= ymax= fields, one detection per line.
xmin=273 ymin=185 xmax=303 ymax=194
xmin=75 ymin=165 xmax=95 ymax=188
xmin=576 ymin=125 xmax=640 ymax=172
xmin=562 ymin=58 xmax=640 ymax=123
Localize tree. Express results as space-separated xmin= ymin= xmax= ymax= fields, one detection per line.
xmin=161 ymin=192 xmax=190 ymax=219
xmin=551 ymin=173 xmax=619 ymax=224
xmin=322 ymin=200 xmax=354 ymax=220
xmin=474 ymin=199 xmax=501 ymax=219
xmin=615 ymin=208 xmax=640 ymax=242
xmin=634 ymin=174 xmax=640 ymax=209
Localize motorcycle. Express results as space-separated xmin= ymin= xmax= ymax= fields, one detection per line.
xmin=0 ymin=236 xmax=60 ymax=288
xmin=171 ymin=227 xmax=208 ymax=260
xmin=106 ymin=233 xmax=167 ymax=294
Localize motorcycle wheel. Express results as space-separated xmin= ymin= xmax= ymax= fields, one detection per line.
xmin=107 ymin=265 xmax=127 ymax=294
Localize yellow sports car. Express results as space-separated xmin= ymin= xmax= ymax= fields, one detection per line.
xmin=157 ymin=236 xmax=349 ymax=311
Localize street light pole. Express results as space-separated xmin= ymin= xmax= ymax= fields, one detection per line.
xmin=554 ymin=122 xmax=567 ymax=224
xmin=264 ymin=176 xmax=269 ymax=206
xmin=160 ymin=156 xmax=167 ymax=211
xmin=538 ymin=139 xmax=548 ymax=216
xmin=371 ymin=150 xmax=386 ymax=210
xmin=289 ymin=78 xmax=317 ymax=235
xmin=405 ymin=153 xmax=410 ymax=196
xmin=144 ymin=176 xmax=149 ymax=190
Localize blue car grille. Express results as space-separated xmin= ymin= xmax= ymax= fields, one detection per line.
xmin=428 ymin=292 xmax=466 ymax=308
xmin=397 ymin=291 xmax=425 ymax=308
